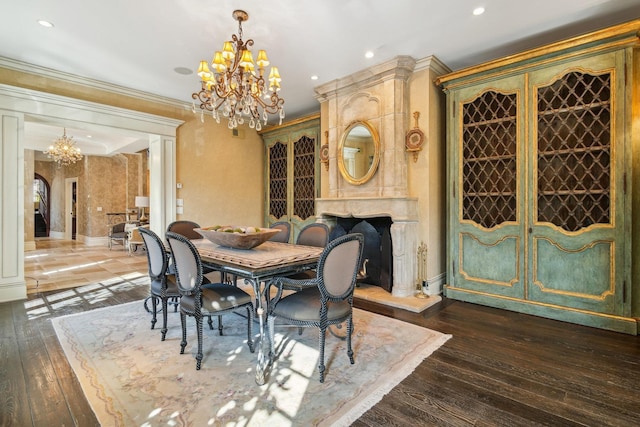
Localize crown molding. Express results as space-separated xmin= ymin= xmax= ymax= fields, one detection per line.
xmin=0 ymin=56 xmax=188 ymax=110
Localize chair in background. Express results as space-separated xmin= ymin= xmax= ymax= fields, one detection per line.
xmin=166 ymin=231 xmax=255 ymax=370
xmin=139 ymin=227 xmax=181 ymax=341
xmin=268 ymin=221 xmax=291 ymax=243
xmin=275 ymin=222 xmax=330 ymax=287
xmin=108 ymin=222 xmax=128 ymax=250
xmin=166 ymin=220 xmax=218 ymax=276
xmin=166 ymin=220 xmax=203 ymax=240
xmin=267 ymin=233 xmax=364 ymax=382
xmin=127 ymin=225 xmax=148 ymax=255
xmin=295 ymin=222 xmax=329 ymax=247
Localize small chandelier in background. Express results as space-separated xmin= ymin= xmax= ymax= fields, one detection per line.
xmin=191 ymin=10 xmax=285 ymax=131
xmin=44 ymin=128 xmax=83 ymax=166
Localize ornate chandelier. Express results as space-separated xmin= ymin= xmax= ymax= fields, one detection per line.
xmin=191 ymin=10 xmax=284 ymax=131
xmin=44 ymin=128 xmax=83 ymax=166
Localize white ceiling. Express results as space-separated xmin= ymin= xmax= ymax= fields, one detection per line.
xmin=3 ymin=0 xmax=640 ymax=157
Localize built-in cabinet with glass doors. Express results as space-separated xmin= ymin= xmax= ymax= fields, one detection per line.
xmin=260 ymin=115 xmax=320 ymax=243
xmin=437 ymin=20 xmax=640 ymax=334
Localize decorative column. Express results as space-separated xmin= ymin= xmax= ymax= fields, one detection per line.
xmin=0 ymin=111 xmax=26 ymax=302
xmin=390 ymin=220 xmax=418 ymax=297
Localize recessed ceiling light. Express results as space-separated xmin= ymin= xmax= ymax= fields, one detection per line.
xmin=86 ymin=135 xmax=92 ymax=138
xmin=37 ymin=20 xmax=54 ymax=28
xmin=174 ymin=67 xmax=193 ymax=75
xmin=473 ymin=7 xmax=485 ymax=16
xmin=311 ymin=75 xmax=319 ymax=81
xmin=365 ymin=51 xmax=374 ymax=59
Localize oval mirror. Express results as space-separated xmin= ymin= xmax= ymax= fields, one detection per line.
xmin=337 ymin=121 xmax=380 ymax=185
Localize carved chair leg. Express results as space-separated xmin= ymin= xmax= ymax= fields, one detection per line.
xmin=161 ymin=296 xmax=168 ymax=341
xmin=150 ymin=296 xmax=157 ymax=329
xmin=195 ymin=315 xmax=204 ymax=370
xmin=180 ymin=312 xmax=187 ymax=354
xmin=217 ymin=315 xmax=223 ymax=336
xmin=347 ymin=316 xmax=354 ymax=364
xmin=318 ymin=326 xmax=327 ymax=383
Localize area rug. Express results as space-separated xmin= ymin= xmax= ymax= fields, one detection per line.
xmin=52 ymin=301 xmax=451 ymax=426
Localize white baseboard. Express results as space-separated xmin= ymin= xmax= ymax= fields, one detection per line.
xmin=0 ymin=281 xmax=27 ymax=302
xmin=426 ymin=273 xmax=445 ymax=296
xmin=78 ymin=235 xmax=108 ymax=246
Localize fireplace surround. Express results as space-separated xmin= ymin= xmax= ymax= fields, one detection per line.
xmin=317 ymin=197 xmax=418 ymax=297
xmin=314 ymin=55 xmax=448 ymax=299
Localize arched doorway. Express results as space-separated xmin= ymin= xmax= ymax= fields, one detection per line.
xmin=33 ymin=173 xmax=50 ymax=238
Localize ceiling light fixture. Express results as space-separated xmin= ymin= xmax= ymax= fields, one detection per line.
xmin=473 ymin=7 xmax=485 ymax=16
xmin=191 ymin=10 xmax=284 ymax=131
xmin=365 ymin=51 xmax=375 ymax=59
xmin=44 ymin=128 xmax=83 ymax=166
xmin=37 ymin=20 xmax=54 ymax=28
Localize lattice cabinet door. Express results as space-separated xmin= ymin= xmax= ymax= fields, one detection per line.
xmin=448 ymin=74 xmax=527 ymax=299
xmin=262 ymin=117 xmax=320 ymax=241
xmin=267 ymin=140 xmax=288 ymax=221
xmin=440 ymin=20 xmax=639 ymax=333
xmin=527 ymin=52 xmax=627 ymax=315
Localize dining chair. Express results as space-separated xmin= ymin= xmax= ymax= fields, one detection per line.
xmin=166 ymin=220 xmax=219 ymax=277
xmin=295 ymin=222 xmax=329 ymax=247
xmin=166 ymin=220 xmax=204 ymax=240
xmin=139 ymin=227 xmax=181 ymax=341
xmin=166 ymin=231 xmax=255 ymax=370
xmin=108 ymin=222 xmax=128 ymax=250
xmin=267 ymin=232 xmax=364 ymax=382
xmin=268 ymin=221 xmax=291 ymax=243
xmin=273 ymin=222 xmax=331 ymax=291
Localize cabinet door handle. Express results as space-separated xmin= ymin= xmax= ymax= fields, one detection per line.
xmin=528 ymin=227 xmax=532 ymax=234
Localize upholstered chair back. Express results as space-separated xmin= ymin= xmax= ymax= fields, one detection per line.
xmin=166 ymin=231 xmax=203 ymax=294
xmin=296 ymin=223 xmax=329 ymax=247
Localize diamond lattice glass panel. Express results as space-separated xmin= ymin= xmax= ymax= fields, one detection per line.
xmin=537 ymin=71 xmax=611 ymax=231
xmin=462 ymin=91 xmax=518 ymax=228
xmin=269 ymin=141 xmax=288 ymax=219
xmin=293 ymin=136 xmax=316 ymax=220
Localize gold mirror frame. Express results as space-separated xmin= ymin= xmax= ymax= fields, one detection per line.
xmin=337 ymin=120 xmax=381 ymax=185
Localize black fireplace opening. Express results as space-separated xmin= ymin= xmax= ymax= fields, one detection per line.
xmin=330 ymin=217 xmax=393 ymax=292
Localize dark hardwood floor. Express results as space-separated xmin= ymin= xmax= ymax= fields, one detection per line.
xmin=2 ymin=268 xmax=639 ymax=425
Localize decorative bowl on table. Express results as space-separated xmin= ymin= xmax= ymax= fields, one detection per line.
xmin=194 ymin=225 xmax=280 ymax=250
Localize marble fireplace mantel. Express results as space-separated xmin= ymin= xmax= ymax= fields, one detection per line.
xmin=316 ymin=197 xmax=419 ymax=297
xmin=315 ymin=197 xmax=418 ymax=221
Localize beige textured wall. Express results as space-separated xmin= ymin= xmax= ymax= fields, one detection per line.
xmin=3 ymin=66 xmax=265 ymax=239
xmin=176 ymin=120 xmax=264 ymax=228
xmin=33 ymin=154 xmax=145 ymax=239
xmin=85 ymin=155 xmax=128 ymax=237
xmin=407 ymin=66 xmax=446 ymax=280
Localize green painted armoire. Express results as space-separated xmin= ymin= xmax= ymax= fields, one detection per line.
xmin=436 ymin=20 xmax=640 ymax=334
xmin=260 ymin=114 xmax=321 ymax=243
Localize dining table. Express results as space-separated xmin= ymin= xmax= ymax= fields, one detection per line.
xmin=190 ymin=239 xmax=323 ymax=385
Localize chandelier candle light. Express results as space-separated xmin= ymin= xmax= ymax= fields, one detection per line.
xmin=44 ymin=128 xmax=83 ymax=166
xmin=192 ymin=10 xmax=285 ymax=130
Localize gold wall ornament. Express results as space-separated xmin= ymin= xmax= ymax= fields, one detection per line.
xmin=405 ymin=111 xmax=425 ymax=162
xmin=320 ymin=130 xmax=329 ymax=171
xmin=191 ymin=10 xmax=284 ymax=130
xmin=44 ymin=128 xmax=83 ymax=166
